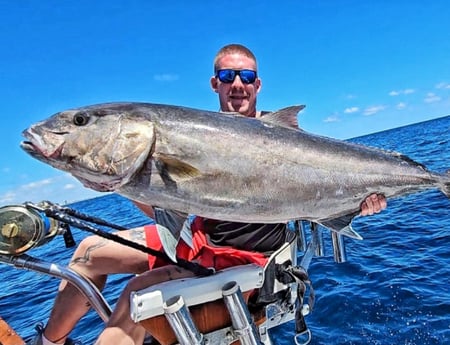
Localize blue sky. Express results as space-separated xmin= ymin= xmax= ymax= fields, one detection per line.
xmin=1 ymin=1 xmax=449 ymax=206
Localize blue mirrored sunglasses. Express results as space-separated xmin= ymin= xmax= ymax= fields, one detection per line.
xmin=216 ymin=69 xmax=257 ymax=84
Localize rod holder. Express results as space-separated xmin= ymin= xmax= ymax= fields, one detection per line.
xmin=222 ymin=281 xmax=261 ymax=345
xmin=163 ymin=295 xmax=204 ymax=345
xmin=310 ymin=222 xmax=325 ymax=257
xmin=331 ymin=232 xmax=347 ymax=263
xmin=296 ymin=220 xmax=308 ymax=252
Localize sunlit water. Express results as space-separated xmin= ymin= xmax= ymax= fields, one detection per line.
xmin=1 ymin=116 xmax=449 ymax=344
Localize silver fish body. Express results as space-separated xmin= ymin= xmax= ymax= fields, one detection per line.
xmin=21 ymin=102 xmax=450 ymax=238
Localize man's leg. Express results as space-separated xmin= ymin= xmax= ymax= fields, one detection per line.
xmin=95 ymin=265 xmax=195 ymax=345
xmin=42 ymin=227 xmax=150 ymax=344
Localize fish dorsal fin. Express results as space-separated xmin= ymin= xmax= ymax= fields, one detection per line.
xmin=388 ymin=150 xmax=428 ymax=170
xmin=260 ymin=105 xmax=305 ymax=129
xmin=155 ymin=154 xmax=201 ymax=183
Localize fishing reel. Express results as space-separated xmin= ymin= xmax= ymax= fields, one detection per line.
xmin=0 ymin=201 xmax=63 ymax=255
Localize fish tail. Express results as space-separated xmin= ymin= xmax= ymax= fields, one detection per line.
xmin=442 ymin=170 xmax=450 ymax=198
xmin=442 ymin=169 xmax=450 ymax=198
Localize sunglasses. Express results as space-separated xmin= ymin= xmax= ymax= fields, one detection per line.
xmin=216 ymin=69 xmax=257 ymax=84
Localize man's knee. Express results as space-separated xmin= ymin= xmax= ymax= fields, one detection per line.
xmin=73 ymin=235 xmax=106 ymax=257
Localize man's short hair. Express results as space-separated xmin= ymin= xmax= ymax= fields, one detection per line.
xmin=213 ymin=44 xmax=258 ymax=73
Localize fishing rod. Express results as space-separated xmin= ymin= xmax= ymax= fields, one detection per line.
xmin=53 ymin=203 xmax=128 ymax=231
xmin=0 ymin=201 xmax=214 ymax=277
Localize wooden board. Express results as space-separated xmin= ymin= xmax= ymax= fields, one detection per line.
xmin=0 ymin=316 xmax=25 ymax=345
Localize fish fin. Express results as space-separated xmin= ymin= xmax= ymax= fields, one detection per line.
xmin=260 ymin=105 xmax=305 ymax=129
xmin=319 ymin=212 xmax=363 ymax=240
xmin=156 ymin=224 xmax=178 ymax=263
xmin=387 ymin=151 xmax=428 ymax=170
xmin=338 ymin=224 xmax=363 ymax=240
xmin=155 ymin=154 xmax=201 ymax=179
xmin=180 ymin=218 xmax=195 ymax=249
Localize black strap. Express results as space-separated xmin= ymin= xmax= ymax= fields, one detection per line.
xmin=276 ymin=261 xmax=315 ymax=334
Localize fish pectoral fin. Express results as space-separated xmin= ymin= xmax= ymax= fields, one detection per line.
xmin=260 ymin=105 xmax=305 ymax=129
xmin=156 ymin=224 xmax=178 ymax=263
xmin=155 ymin=154 xmax=201 ymax=180
xmin=319 ymin=212 xmax=363 ymax=240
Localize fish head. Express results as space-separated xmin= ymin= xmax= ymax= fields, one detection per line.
xmin=21 ymin=103 xmax=155 ymax=192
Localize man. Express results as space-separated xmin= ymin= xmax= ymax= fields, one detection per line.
xmin=90 ymin=43 xmax=387 ymax=345
xmin=30 ymin=44 xmax=386 ymax=345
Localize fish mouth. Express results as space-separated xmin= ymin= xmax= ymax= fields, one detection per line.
xmin=21 ymin=139 xmax=116 ymax=192
xmin=21 ymin=127 xmax=65 ymax=160
xmin=20 ymin=140 xmax=64 ymax=160
xmin=20 ymin=140 xmax=46 ymax=159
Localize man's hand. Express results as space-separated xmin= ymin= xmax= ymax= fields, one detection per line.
xmin=360 ymin=193 xmax=387 ymax=216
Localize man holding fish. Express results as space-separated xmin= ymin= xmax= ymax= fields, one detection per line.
xmin=27 ymin=44 xmax=386 ymax=345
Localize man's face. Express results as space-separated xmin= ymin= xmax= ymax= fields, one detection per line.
xmin=211 ymin=53 xmax=261 ymax=117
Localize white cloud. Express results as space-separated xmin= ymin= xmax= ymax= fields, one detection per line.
xmin=424 ymin=92 xmax=441 ymax=103
xmin=363 ymin=105 xmax=386 ymax=116
xmin=344 ymin=107 xmax=359 ymax=114
xmin=396 ymin=102 xmax=407 ymax=110
xmin=153 ymin=73 xmax=179 ymax=82
xmin=0 ymin=177 xmax=58 ymax=205
xmin=63 ymin=183 xmax=76 ymax=190
xmin=389 ymin=89 xmax=415 ymax=96
xmin=435 ymin=82 xmax=450 ymax=89
xmin=0 ymin=175 xmax=102 ymax=207
xmin=0 ymin=191 xmax=17 ymax=204
xmin=324 ymin=116 xmax=340 ymax=123
xmin=345 ymin=94 xmax=357 ymax=100
xmin=21 ymin=178 xmax=53 ymax=190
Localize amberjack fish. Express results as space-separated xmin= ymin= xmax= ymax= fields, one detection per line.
xmin=21 ymin=102 xmax=450 ymax=239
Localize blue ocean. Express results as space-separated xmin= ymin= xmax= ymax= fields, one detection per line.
xmin=1 ymin=116 xmax=449 ymax=344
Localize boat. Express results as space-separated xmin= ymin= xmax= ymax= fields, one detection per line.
xmin=0 ymin=201 xmax=347 ymax=345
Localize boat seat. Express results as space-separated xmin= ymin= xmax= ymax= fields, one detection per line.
xmin=129 ymin=263 xmax=265 ymax=322
xmin=129 ymin=237 xmax=299 ymax=345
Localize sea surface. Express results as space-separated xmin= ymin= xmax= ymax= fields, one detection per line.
xmin=1 ymin=116 xmax=449 ymax=344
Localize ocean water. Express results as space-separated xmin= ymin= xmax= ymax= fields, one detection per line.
xmin=1 ymin=116 xmax=449 ymax=344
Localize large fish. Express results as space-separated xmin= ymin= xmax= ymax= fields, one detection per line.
xmin=21 ymin=102 xmax=449 ymax=239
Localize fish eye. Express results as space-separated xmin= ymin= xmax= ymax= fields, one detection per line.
xmin=73 ymin=112 xmax=90 ymax=126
